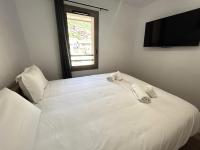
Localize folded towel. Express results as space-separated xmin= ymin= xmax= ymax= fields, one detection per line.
xmin=145 ymin=85 xmax=157 ymax=98
xmin=116 ymin=71 xmax=123 ymax=81
xmin=130 ymin=84 xmax=151 ymax=104
xmin=107 ymin=71 xmax=123 ymax=82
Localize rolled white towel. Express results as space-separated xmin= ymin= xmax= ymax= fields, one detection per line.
xmin=107 ymin=71 xmax=123 ymax=82
xmin=116 ymin=71 xmax=123 ymax=81
xmin=145 ymin=85 xmax=157 ymax=98
xmin=130 ymin=84 xmax=151 ymax=104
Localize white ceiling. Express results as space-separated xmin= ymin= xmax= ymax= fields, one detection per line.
xmin=116 ymin=0 xmax=159 ymax=7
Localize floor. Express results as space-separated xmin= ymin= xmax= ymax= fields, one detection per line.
xmin=180 ymin=133 xmax=200 ymax=150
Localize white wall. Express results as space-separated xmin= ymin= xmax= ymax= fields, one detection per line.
xmin=0 ymin=0 xmax=30 ymax=88
xmin=131 ymin=0 xmax=200 ymax=109
xmin=15 ymin=0 xmax=137 ymax=79
xmin=15 ymin=0 xmax=62 ymax=80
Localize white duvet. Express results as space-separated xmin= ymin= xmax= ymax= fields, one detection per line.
xmin=34 ymin=73 xmax=200 ymax=150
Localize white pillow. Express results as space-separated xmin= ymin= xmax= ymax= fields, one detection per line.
xmin=16 ymin=65 xmax=48 ymax=103
xmin=0 ymin=88 xmax=41 ymax=150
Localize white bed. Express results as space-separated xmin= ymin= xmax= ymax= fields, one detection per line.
xmin=34 ymin=73 xmax=200 ymax=150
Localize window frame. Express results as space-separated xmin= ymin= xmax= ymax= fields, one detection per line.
xmin=64 ymin=5 xmax=99 ymax=71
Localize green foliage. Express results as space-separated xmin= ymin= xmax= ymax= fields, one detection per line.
xmin=68 ymin=19 xmax=91 ymax=40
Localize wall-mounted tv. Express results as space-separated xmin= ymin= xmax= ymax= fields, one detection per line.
xmin=144 ymin=8 xmax=200 ymax=47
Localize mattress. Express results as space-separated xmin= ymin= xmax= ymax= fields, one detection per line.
xmin=34 ymin=73 xmax=200 ymax=150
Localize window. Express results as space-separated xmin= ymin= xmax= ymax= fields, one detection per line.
xmin=65 ymin=5 xmax=99 ymax=71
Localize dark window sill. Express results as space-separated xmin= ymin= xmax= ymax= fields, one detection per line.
xmin=72 ymin=64 xmax=98 ymax=71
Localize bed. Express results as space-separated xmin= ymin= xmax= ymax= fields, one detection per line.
xmin=33 ymin=73 xmax=200 ymax=150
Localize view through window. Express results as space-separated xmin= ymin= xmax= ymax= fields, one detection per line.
xmin=67 ymin=12 xmax=95 ymax=68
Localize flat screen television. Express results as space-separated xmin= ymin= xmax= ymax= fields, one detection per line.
xmin=144 ymin=8 xmax=200 ymax=47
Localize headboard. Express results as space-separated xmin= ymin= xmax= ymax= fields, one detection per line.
xmin=8 ymin=82 xmax=32 ymax=102
xmin=8 ymin=82 xmax=23 ymax=96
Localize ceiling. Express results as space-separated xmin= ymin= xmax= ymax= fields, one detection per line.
xmin=117 ymin=0 xmax=159 ymax=7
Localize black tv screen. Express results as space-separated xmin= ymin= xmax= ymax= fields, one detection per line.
xmin=144 ymin=8 xmax=200 ymax=47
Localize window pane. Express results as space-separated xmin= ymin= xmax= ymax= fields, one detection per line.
xmin=67 ymin=13 xmax=95 ymax=67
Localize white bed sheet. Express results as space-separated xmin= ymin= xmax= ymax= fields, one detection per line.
xmin=34 ymin=73 xmax=200 ymax=150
